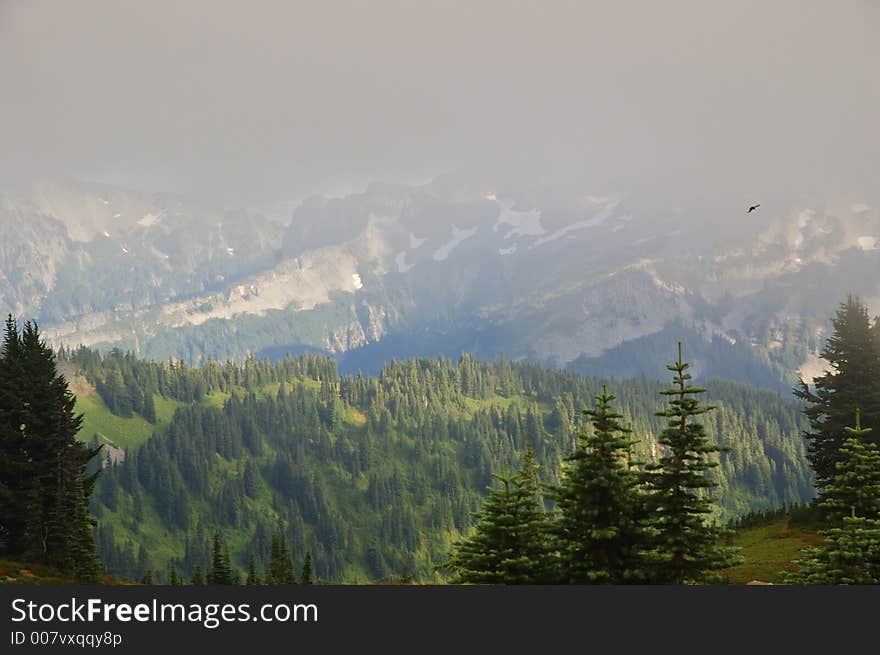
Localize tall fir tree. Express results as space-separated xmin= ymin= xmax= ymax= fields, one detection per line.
xmin=265 ymin=526 xmax=295 ymax=584
xmin=787 ymin=409 xmax=880 ymax=584
xmin=794 ymin=296 xmax=880 ymax=490
xmin=207 ymin=532 xmax=235 ymax=585
xmin=300 ymin=552 xmax=313 ymax=585
xmin=549 ymin=386 xmax=649 ymax=583
xmin=190 ymin=564 xmax=204 ymax=585
xmin=0 ymin=315 xmax=27 ymax=555
xmin=446 ymin=443 xmax=550 ymax=584
xmin=642 ymin=343 xmax=740 ymax=584
xmin=246 ymin=554 xmax=260 ymax=585
xmin=0 ymin=316 xmax=102 ymax=580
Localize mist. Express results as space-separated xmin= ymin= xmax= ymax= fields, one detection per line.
xmin=1 ymin=0 xmax=878 ymax=209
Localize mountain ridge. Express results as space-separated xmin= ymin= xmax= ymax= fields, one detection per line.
xmin=2 ymin=175 xmax=878 ymax=390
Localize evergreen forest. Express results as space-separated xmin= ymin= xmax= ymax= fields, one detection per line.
xmin=1 ymin=295 xmax=878 ymax=585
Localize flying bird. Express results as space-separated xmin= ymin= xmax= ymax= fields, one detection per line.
xmin=747 ymin=204 xmax=761 ymax=214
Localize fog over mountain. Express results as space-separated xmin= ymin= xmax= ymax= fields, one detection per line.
xmin=1 ymin=1 xmax=878 ymax=388
xmin=0 ymin=173 xmax=875 ymax=396
xmin=2 ymin=1 xmax=878 ymax=207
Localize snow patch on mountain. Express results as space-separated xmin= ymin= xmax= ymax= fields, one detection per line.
xmin=857 ymin=236 xmax=878 ymax=251
xmin=433 ymin=225 xmax=478 ymax=261
xmin=532 ymin=198 xmax=621 ymax=247
xmin=494 ymin=204 xmax=544 ymax=239
xmin=395 ymin=251 xmax=413 ymax=273
xmin=138 ymin=212 xmax=163 ymax=227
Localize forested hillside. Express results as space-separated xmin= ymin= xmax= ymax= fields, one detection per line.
xmin=61 ymin=346 xmax=813 ymax=583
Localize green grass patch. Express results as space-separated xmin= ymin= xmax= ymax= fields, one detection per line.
xmin=77 ymin=394 xmax=160 ymax=450
xmin=721 ymin=518 xmax=823 ymax=584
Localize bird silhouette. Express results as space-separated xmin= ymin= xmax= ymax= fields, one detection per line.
xmin=747 ymin=204 xmax=761 ymax=213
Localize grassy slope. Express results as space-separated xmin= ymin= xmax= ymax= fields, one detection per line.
xmin=77 ymin=393 xmax=182 ymax=450
xmin=720 ymin=519 xmax=823 ymax=584
xmin=77 ymin=386 xmax=265 ymax=570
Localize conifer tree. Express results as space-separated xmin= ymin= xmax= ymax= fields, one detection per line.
xmin=265 ymin=527 xmax=295 ymax=584
xmin=795 ymin=296 xmax=880 ymax=489
xmin=142 ymin=390 xmax=157 ymax=423
xmin=207 ymin=532 xmax=235 ymax=585
xmin=787 ymin=410 xmax=880 ymax=584
xmin=168 ymin=564 xmax=181 ymax=586
xmin=446 ymin=443 xmax=550 ymax=584
xmin=243 ymin=459 xmax=259 ymax=498
xmin=60 ymin=475 xmax=103 ymax=581
xmin=246 ymin=554 xmax=260 ymax=585
xmin=190 ymin=564 xmax=204 ymax=585
xmin=0 ymin=316 xmax=27 ymax=555
xmin=642 ymin=343 xmax=740 ymax=584
xmin=0 ymin=317 xmax=102 ymax=580
xmin=818 ymin=409 xmax=880 ymax=523
xmin=790 ymin=515 xmax=880 ymax=584
xmin=549 ymin=386 xmax=649 ymax=583
xmin=300 ymin=552 xmax=313 ymax=585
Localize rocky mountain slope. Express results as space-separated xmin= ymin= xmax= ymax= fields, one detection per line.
xmin=2 ymin=175 xmax=878 ymax=388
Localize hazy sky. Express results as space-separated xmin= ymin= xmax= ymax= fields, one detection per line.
xmin=1 ymin=0 xmax=878 ymax=206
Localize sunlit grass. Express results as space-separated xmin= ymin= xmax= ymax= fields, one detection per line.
xmin=721 ymin=518 xmax=823 ymax=584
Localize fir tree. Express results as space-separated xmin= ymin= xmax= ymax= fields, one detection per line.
xmin=168 ymin=564 xmax=181 ymax=586
xmin=243 ymin=459 xmax=259 ymax=498
xmin=0 ymin=315 xmax=27 ymax=555
xmin=265 ymin=527 xmax=295 ymax=584
xmin=792 ymin=515 xmax=880 ymax=584
xmin=446 ymin=443 xmax=550 ymax=584
xmin=207 ymin=532 xmax=236 ymax=585
xmin=300 ymin=552 xmax=313 ymax=585
xmin=142 ymin=390 xmax=157 ymax=423
xmin=0 ymin=317 xmax=102 ymax=580
xmin=246 ymin=554 xmax=260 ymax=585
xmin=818 ymin=409 xmax=880 ymax=523
xmin=794 ymin=296 xmax=880 ymax=490
xmin=642 ymin=343 xmax=740 ymax=584
xmin=190 ymin=564 xmax=204 ymax=585
xmin=787 ymin=410 xmax=880 ymax=584
xmin=60 ymin=475 xmax=103 ymax=581
xmin=549 ymin=386 xmax=649 ymax=583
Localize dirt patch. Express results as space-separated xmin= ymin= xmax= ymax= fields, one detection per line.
xmin=57 ymin=361 xmax=97 ymax=397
